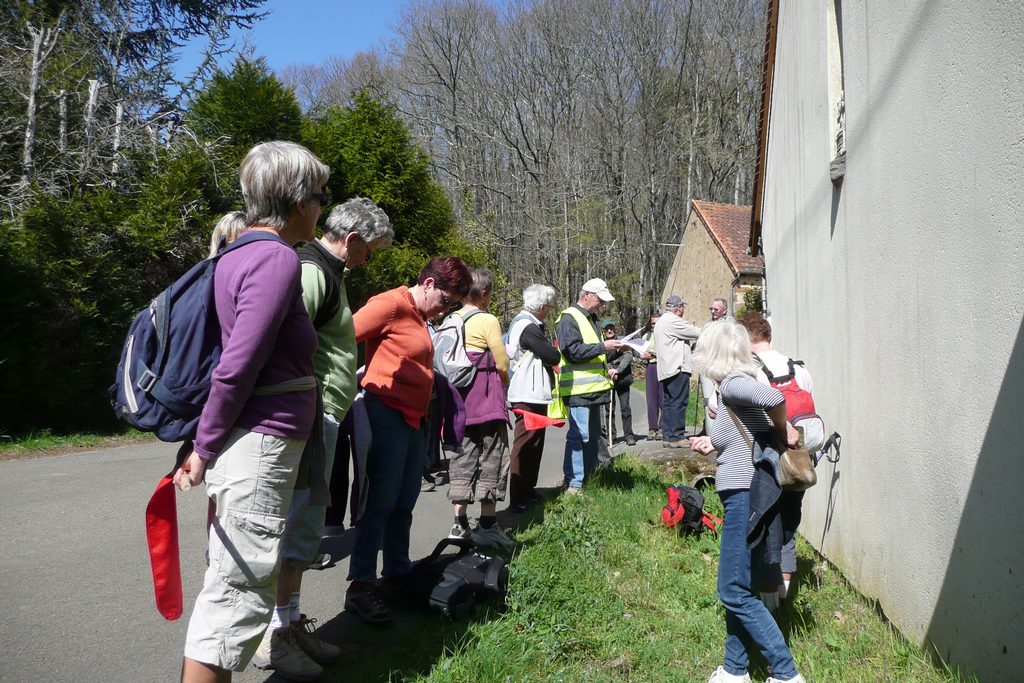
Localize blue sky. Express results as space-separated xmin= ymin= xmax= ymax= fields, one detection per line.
xmin=179 ymin=0 xmax=407 ymax=76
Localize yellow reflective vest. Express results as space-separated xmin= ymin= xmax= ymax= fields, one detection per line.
xmin=556 ymin=306 xmax=613 ymax=397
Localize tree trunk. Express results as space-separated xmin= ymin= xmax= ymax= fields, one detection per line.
xmin=81 ymin=79 xmax=101 ymax=174
xmin=111 ymin=101 xmax=124 ymax=182
xmin=58 ymin=89 xmax=68 ymax=153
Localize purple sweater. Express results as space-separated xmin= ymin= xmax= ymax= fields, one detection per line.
xmin=193 ymin=234 xmax=318 ymax=460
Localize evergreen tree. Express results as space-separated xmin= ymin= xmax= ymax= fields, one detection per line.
xmin=187 ymin=56 xmax=303 ymax=158
xmin=303 ymin=90 xmax=484 ymax=304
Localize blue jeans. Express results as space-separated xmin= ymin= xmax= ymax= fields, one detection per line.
xmin=347 ymin=392 xmax=426 ymax=582
xmin=718 ymin=489 xmax=799 ymax=679
xmin=563 ymin=405 xmax=602 ymax=488
xmin=661 ymin=371 xmax=690 ymax=441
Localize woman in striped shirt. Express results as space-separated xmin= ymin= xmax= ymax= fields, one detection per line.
xmin=690 ymin=321 xmax=805 ymax=683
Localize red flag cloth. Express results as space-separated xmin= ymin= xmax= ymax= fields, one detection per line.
xmin=511 ymin=408 xmax=565 ymax=430
xmin=146 ymin=475 xmax=183 ymax=621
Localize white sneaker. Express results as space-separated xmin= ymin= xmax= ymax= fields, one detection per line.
xmin=470 ymin=525 xmax=516 ymax=553
xmin=708 ymin=666 xmax=751 ymax=683
xmin=308 ymin=553 xmax=332 ymax=570
xmin=766 ymin=676 xmax=805 ymax=683
xmin=448 ymin=523 xmax=471 ymax=540
xmin=251 ymin=626 xmax=323 ymax=681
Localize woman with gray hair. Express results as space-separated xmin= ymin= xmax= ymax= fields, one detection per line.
xmin=506 ymin=284 xmax=561 ymax=512
xmin=252 ymin=196 xmax=393 ymax=679
xmin=688 ymin=321 xmax=805 ymax=683
xmin=174 ymin=140 xmax=329 ymax=682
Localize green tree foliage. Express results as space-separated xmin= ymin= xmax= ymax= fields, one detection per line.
xmin=0 ymin=141 xmax=234 ymax=432
xmin=303 ymin=91 xmax=486 ymax=305
xmin=187 ymin=56 xmax=303 ymax=159
xmin=736 ymin=286 xmax=763 ymax=316
xmin=0 ymin=83 xmax=480 ymax=435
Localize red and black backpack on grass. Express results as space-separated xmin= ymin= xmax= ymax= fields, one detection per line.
xmin=661 ymin=485 xmax=721 ymax=535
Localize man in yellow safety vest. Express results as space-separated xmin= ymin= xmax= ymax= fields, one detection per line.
xmin=555 ymin=278 xmax=623 ymax=493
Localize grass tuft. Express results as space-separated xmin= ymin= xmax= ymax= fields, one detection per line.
xmin=0 ymin=428 xmax=152 ymax=459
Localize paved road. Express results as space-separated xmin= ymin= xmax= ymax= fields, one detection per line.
xmin=0 ymin=388 xmax=664 ymax=682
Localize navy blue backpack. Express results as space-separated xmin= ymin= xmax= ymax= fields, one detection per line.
xmin=109 ymin=232 xmax=277 ymax=442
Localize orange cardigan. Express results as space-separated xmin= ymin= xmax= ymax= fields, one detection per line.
xmin=354 ymin=286 xmax=434 ymax=428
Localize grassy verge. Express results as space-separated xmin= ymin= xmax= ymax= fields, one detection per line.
xmin=415 ymin=457 xmax=970 ymax=682
xmin=0 ymin=428 xmax=153 ymax=460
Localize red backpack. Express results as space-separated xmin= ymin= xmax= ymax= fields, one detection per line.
xmin=755 ymin=355 xmax=825 ymax=452
xmin=660 ymin=485 xmax=721 ymax=535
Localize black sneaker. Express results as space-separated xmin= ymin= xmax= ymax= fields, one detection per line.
xmin=625 ymin=435 xmax=637 ymax=446
xmin=344 ymin=582 xmax=394 ymax=626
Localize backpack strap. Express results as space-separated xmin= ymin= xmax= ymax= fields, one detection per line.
xmin=483 ymin=556 xmax=507 ymax=593
xmin=701 ymin=512 xmax=723 ymax=533
xmin=297 ymin=240 xmax=343 ymax=330
xmin=724 ymin=402 xmax=754 ymax=451
xmin=753 ymin=353 xmax=775 ymax=382
xmin=425 ymin=537 xmax=472 ymax=563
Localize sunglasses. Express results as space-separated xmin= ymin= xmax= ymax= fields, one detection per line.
xmin=311 ymin=191 xmax=329 ymax=207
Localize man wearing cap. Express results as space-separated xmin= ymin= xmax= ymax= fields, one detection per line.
xmin=601 ymin=320 xmax=636 ymax=446
xmin=555 ymin=279 xmax=622 ymax=492
xmin=699 ymin=297 xmax=735 ymax=435
xmin=654 ymin=295 xmax=702 ymax=447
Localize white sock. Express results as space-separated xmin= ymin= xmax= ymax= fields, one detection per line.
xmin=289 ymin=592 xmax=302 ymax=623
xmin=269 ymin=604 xmax=289 ymax=630
xmin=780 ymin=579 xmax=791 ymax=599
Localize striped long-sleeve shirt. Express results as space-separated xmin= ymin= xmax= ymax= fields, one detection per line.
xmin=710 ymin=372 xmax=785 ymax=492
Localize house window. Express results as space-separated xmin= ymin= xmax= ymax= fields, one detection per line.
xmin=827 ymin=0 xmax=846 ymax=183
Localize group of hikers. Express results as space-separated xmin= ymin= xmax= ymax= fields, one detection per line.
xmin=169 ymin=139 xmax=812 ymax=683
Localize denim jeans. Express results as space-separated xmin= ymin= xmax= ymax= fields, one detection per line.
xmin=645 ymin=363 xmax=663 ymax=431
xmin=347 ymin=392 xmax=426 ymax=582
xmin=718 ymin=489 xmax=799 ymax=679
xmin=563 ymin=404 xmax=602 ymax=488
xmin=660 ymin=371 xmax=690 ymax=441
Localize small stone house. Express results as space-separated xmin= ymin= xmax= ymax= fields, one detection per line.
xmin=660 ymin=200 xmax=763 ymax=320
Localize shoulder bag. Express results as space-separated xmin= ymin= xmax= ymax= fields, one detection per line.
xmin=724 ymin=403 xmax=817 ymax=491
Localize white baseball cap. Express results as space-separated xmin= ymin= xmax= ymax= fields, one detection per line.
xmin=581 ymin=278 xmax=615 ymax=302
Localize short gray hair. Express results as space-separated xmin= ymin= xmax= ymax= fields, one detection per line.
xmin=522 ymin=284 xmax=555 ymax=313
xmin=692 ymin=320 xmax=761 ymax=382
xmin=712 ymin=297 xmax=728 ymax=309
xmin=323 ymin=196 xmax=394 ymax=246
xmin=240 ymin=141 xmax=329 ymax=229
xmin=207 ymin=210 xmax=246 ymax=258
xmin=467 ymin=268 xmax=494 ymax=303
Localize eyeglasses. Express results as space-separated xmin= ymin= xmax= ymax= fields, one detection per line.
xmin=438 ymin=289 xmax=458 ymax=310
xmin=355 ymin=233 xmax=374 ymax=262
xmin=311 ymin=190 xmax=329 ymax=206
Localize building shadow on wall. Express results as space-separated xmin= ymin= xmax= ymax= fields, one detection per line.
xmin=923 ymin=317 xmax=1024 ymax=681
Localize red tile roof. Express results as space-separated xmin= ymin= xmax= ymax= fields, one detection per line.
xmin=691 ymin=200 xmax=764 ymax=275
